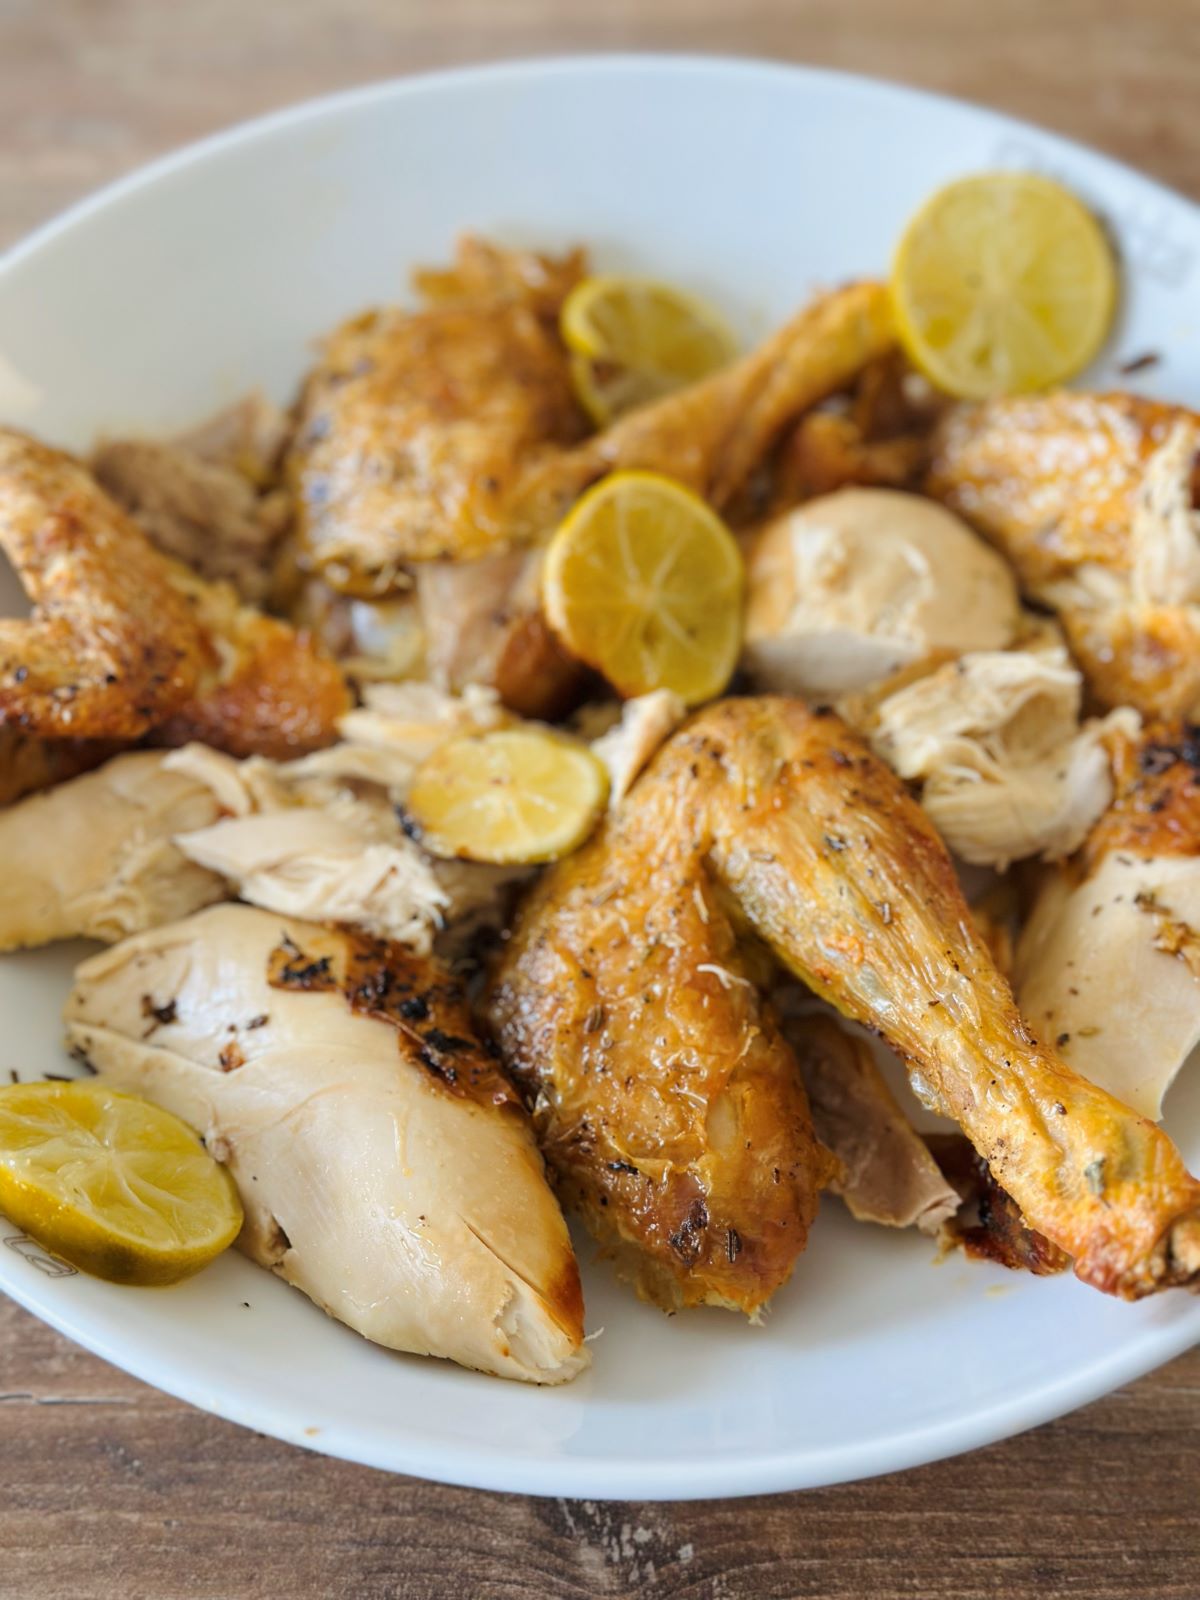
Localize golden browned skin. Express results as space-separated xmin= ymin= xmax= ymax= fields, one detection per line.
xmin=494 ymin=698 xmax=1200 ymax=1302
xmin=156 ymin=574 xmax=351 ymax=758
xmin=927 ymin=392 xmax=1200 ymax=718
xmin=487 ymin=787 xmax=836 ymax=1316
xmin=0 ymin=429 xmax=349 ymax=759
xmin=560 ymin=279 xmax=895 ymax=518
xmin=1079 ymin=720 xmax=1200 ymax=872
xmin=288 ymin=238 xmax=589 ymax=586
xmin=0 ymin=727 xmax=116 ymax=806
xmin=0 ymin=429 xmax=209 ymax=738
xmin=290 ymin=259 xmax=895 ymax=594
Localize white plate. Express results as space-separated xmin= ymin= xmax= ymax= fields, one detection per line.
xmin=1 ymin=56 xmax=1199 ymax=1501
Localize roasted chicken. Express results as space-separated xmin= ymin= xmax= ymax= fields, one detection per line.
xmin=288 ymin=238 xmax=590 ymax=584
xmin=290 ymin=243 xmax=894 ymax=591
xmin=65 ymin=905 xmax=587 ymax=1383
xmin=0 ymin=751 xmax=224 ymax=950
xmin=741 ymin=487 xmax=1020 ymax=698
xmin=1017 ymin=721 xmax=1200 ymax=1120
xmin=151 ymin=572 xmax=351 ymax=759
xmin=0 ymin=429 xmax=210 ymax=738
xmin=491 ymin=698 xmax=1200 ymax=1301
xmin=778 ymin=1009 xmax=958 ymax=1233
xmin=488 ymin=785 xmax=836 ymax=1316
xmin=0 ymin=726 xmax=115 ymax=807
xmin=927 ymin=392 xmax=1200 ymax=719
xmin=0 ymin=429 xmax=348 ymax=756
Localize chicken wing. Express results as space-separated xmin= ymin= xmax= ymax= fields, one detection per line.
xmin=65 ymin=905 xmax=587 ymax=1383
xmin=290 ymin=251 xmax=894 ymax=594
xmin=492 ymin=698 xmax=1200 ymax=1300
xmin=0 ymin=429 xmax=209 ymax=738
xmin=927 ymin=392 xmax=1200 ymax=718
xmin=153 ymin=573 xmax=351 ymax=759
xmin=0 ymin=429 xmax=348 ymax=755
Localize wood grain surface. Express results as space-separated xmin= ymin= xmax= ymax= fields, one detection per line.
xmin=1 ymin=3 xmax=1199 ymax=1597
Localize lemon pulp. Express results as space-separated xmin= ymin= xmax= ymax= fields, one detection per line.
xmin=891 ymin=170 xmax=1117 ymax=400
xmin=542 ymin=470 xmax=744 ymax=705
xmin=0 ymin=1080 xmax=242 ymax=1286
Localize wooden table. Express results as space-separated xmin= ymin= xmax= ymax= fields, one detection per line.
xmin=2 ymin=3 xmax=1199 ymax=1596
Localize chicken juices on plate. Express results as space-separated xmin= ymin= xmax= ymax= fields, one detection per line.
xmin=65 ymin=904 xmax=587 ymax=1384
xmin=491 ymin=698 xmax=1200 ymax=1301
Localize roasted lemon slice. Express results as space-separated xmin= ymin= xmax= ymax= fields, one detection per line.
xmin=542 ymin=470 xmax=743 ymax=705
xmin=891 ymin=171 xmax=1117 ymax=400
xmin=0 ymin=1080 xmax=242 ymax=1286
xmin=562 ymin=275 xmax=738 ymax=424
xmin=405 ymin=726 xmax=609 ymax=864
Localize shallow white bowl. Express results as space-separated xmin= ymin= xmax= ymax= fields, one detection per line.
xmin=1 ymin=56 xmax=1198 ymax=1501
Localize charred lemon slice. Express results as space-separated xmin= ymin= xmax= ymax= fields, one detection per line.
xmin=0 ymin=1080 xmax=242 ymax=1286
xmin=405 ymin=726 xmax=609 ymax=864
xmin=562 ymin=275 xmax=738 ymax=424
xmin=542 ymin=470 xmax=743 ymax=705
xmin=891 ymin=171 xmax=1117 ymax=400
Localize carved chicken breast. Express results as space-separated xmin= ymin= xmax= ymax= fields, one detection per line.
xmin=867 ymin=646 xmax=1134 ymax=868
xmin=0 ymin=751 xmax=224 ymax=951
xmin=741 ymin=488 xmax=1020 ymax=697
xmin=1016 ymin=723 xmax=1200 ymax=1120
xmin=65 ymin=904 xmax=587 ymax=1384
xmin=927 ymin=393 xmax=1200 ymax=719
xmin=493 ymin=698 xmax=1200 ymax=1301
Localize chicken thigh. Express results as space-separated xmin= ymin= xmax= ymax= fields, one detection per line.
xmin=491 ymin=698 xmax=1200 ymax=1301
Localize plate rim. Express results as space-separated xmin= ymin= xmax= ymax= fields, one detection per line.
xmin=3 ymin=1253 xmax=1199 ymax=1499
xmin=2 ymin=51 xmax=1199 ymax=1500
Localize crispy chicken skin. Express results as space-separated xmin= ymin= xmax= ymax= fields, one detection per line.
xmin=154 ymin=576 xmax=351 ymax=759
xmin=288 ymin=239 xmax=589 ymax=585
xmin=559 ymin=279 xmax=895 ymax=520
xmin=488 ymin=787 xmax=836 ymax=1315
xmin=1079 ymin=719 xmax=1200 ymax=870
xmin=0 ymin=429 xmax=348 ymax=757
xmin=0 ymin=727 xmax=116 ymax=806
xmin=495 ymin=698 xmax=1200 ymax=1301
xmin=66 ymin=905 xmax=587 ymax=1384
xmin=927 ymin=392 xmax=1200 ymax=718
xmin=291 ymin=259 xmax=894 ymax=594
xmin=0 ymin=429 xmax=208 ymax=738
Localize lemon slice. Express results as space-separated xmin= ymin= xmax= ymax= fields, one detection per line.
xmin=405 ymin=726 xmax=609 ymax=864
xmin=891 ymin=171 xmax=1118 ymax=400
xmin=542 ymin=470 xmax=743 ymax=705
xmin=562 ymin=275 xmax=738 ymax=424
xmin=0 ymin=1080 xmax=242 ymax=1286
